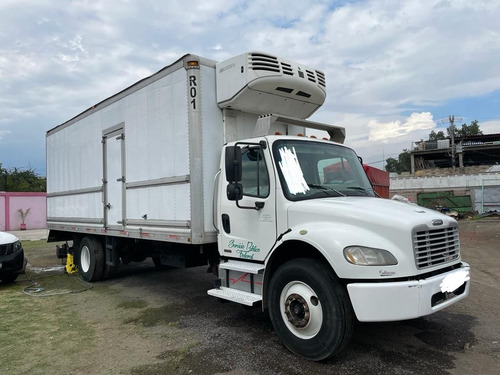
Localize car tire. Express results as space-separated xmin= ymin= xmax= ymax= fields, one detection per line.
xmin=0 ymin=273 xmax=19 ymax=283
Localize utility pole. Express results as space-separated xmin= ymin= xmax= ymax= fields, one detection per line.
xmin=437 ymin=115 xmax=463 ymax=173
xmin=449 ymin=115 xmax=456 ymax=172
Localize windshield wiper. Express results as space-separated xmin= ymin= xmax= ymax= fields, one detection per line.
xmin=307 ymin=183 xmax=328 ymax=190
xmin=307 ymin=184 xmax=346 ymax=197
xmin=345 ymin=186 xmax=372 ymax=196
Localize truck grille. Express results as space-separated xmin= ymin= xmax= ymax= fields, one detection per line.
xmin=0 ymin=243 xmax=13 ymax=256
xmin=412 ymin=225 xmax=460 ymax=269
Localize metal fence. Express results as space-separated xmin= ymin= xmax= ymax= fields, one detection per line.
xmin=474 ymin=178 xmax=500 ymax=214
xmin=417 ymin=191 xmax=472 ymax=213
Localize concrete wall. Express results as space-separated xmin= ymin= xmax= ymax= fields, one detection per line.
xmin=0 ymin=192 xmax=47 ymax=231
xmin=390 ymin=172 xmax=500 ymax=214
xmin=390 ymin=172 xmax=500 ymax=190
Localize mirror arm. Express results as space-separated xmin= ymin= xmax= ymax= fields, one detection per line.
xmin=236 ymin=200 xmax=265 ymax=211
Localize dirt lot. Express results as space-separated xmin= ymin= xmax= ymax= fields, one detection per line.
xmin=1 ymin=220 xmax=499 ymax=375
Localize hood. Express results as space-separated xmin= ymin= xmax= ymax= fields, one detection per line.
xmin=0 ymin=231 xmax=19 ymax=245
xmin=286 ymin=197 xmax=459 ymax=278
xmin=288 ymin=197 xmax=456 ymax=233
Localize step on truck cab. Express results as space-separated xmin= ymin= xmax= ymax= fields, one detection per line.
xmin=47 ymin=52 xmax=470 ymax=361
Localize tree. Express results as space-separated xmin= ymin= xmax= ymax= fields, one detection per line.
xmin=398 ymin=149 xmax=411 ymax=172
xmin=385 ymin=157 xmax=399 ymax=173
xmin=0 ymin=164 xmax=46 ymax=192
xmin=385 ymin=150 xmax=411 ymax=173
xmin=428 ymin=130 xmax=446 ymax=140
xmin=458 ymin=120 xmax=482 ymax=137
xmin=446 ymin=120 xmax=483 ymax=138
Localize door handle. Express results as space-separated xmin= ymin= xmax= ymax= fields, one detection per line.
xmin=222 ymin=214 xmax=230 ymax=234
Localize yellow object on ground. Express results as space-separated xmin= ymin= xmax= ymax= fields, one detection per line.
xmin=65 ymin=253 xmax=78 ymax=274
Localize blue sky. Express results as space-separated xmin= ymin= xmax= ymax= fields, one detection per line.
xmin=1 ymin=0 xmax=499 ymax=175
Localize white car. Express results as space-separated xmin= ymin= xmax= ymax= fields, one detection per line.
xmin=0 ymin=231 xmax=26 ymax=283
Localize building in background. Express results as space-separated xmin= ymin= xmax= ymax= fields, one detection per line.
xmin=0 ymin=192 xmax=46 ymax=231
xmin=410 ymin=133 xmax=500 ymax=174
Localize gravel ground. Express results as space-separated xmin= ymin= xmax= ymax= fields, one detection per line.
xmin=2 ymin=219 xmax=499 ymax=375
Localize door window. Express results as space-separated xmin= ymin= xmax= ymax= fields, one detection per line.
xmin=241 ymin=147 xmax=269 ymax=198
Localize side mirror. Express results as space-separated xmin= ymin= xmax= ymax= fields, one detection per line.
xmin=227 ymin=183 xmax=243 ymax=201
xmin=225 ymin=146 xmax=242 ymax=182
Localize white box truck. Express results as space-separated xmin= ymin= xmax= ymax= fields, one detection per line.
xmin=47 ymin=52 xmax=470 ymax=360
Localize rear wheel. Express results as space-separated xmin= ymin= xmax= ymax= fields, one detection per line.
xmin=268 ymin=258 xmax=354 ymax=361
xmin=78 ymin=236 xmax=104 ymax=282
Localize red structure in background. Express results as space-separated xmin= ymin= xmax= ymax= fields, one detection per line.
xmin=322 ymin=161 xmax=390 ymax=199
xmin=362 ymin=165 xmax=390 ymax=198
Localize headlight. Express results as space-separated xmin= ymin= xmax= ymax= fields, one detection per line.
xmin=13 ymin=240 xmax=23 ymax=252
xmin=344 ymin=246 xmax=398 ymax=266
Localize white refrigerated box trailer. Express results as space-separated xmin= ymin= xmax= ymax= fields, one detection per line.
xmin=47 ymin=55 xmax=223 ymax=245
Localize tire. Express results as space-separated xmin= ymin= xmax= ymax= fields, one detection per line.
xmin=1 ymin=273 xmax=19 ymax=283
xmin=268 ymin=258 xmax=354 ymax=361
xmin=78 ymin=236 xmax=105 ymax=282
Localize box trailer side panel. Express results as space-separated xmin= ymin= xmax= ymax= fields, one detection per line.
xmin=125 ymin=63 xmax=223 ymax=242
xmin=124 ymin=67 xmax=191 ymax=229
xmin=47 ymin=109 xmax=105 ymax=223
xmin=48 ymin=67 xmax=192 ymax=231
xmin=47 ymin=57 xmax=222 ymax=244
xmin=199 ymin=65 xmax=224 ymax=235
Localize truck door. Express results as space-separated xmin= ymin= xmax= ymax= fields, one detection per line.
xmin=219 ymin=144 xmax=276 ymax=262
xmin=103 ymin=126 xmax=126 ymax=228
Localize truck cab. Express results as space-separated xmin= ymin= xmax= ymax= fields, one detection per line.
xmin=211 ymin=132 xmax=470 ymax=360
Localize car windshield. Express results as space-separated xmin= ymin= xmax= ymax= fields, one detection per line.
xmin=273 ymin=139 xmax=375 ymax=200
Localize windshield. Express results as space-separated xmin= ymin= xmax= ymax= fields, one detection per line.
xmin=273 ymin=139 xmax=375 ymax=200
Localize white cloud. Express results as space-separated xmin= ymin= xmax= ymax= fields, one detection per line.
xmin=315 ymin=0 xmax=500 ymax=113
xmin=1 ymin=0 xmax=500 ymax=173
xmin=480 ymin=120 xmax=500 ymax=135
xmin=368 ymin=112 xmax=436 ymax=142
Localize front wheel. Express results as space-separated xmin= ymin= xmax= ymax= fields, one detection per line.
xmin=268 ymin=258 xmax=354 ymax=361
